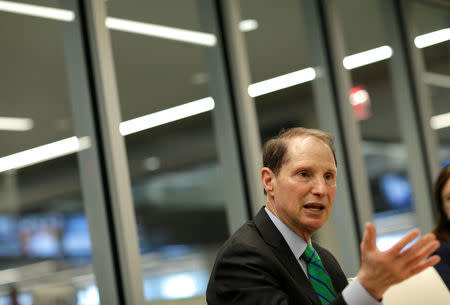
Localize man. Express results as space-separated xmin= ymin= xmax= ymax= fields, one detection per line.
xmin=207 ymin=127 xmax=440 ymax=305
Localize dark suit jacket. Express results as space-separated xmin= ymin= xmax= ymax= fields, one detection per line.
xmin=207 ymin=207 xmax=349 ymax=305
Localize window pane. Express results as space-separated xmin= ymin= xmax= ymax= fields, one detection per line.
xmin=238 ymin=0 xmax=319 ymax=141
xmin=0 ymin=1 xmax=98 ymax=304
xmin=411 ymin=0 xmax=450 ymax=166
xmin=236 ymin=0 xmax=364 ymax=275
xmin=105 ymin=1 xmax=229 ymax=302
xmin=336 ymin=0 xmax=417 ymax=240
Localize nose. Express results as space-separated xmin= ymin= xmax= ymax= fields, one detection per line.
xmin=310 ymin=177 xmax=328 ymax=196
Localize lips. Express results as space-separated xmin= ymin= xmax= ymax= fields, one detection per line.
xmin=304 ymin=203 xmax=325 ymax=211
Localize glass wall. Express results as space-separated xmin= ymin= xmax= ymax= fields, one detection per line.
xmin=0 ymin=0 xmax=447 ymax=304
xmin=336 ymin=0 xmax=419 ymax=249
xmin=411 ymin=0 xmax=450 ymax=166
xmin=234 ymin=0 xmax=364 ymax=276
xmin=0 ymin=1 xmax=97 ymax=304
xmin=105 ymin=1 xmax=231 ymax=302
xmin=238 ymin=0 xmax=319 ymax=141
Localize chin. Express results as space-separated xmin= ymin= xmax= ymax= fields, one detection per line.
xmin=304 ymin=222 xmax=324 ymax=232
xmin=307 ymin=219 xmax=327 ymax=230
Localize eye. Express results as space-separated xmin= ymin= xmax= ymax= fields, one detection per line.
xmin=324 ymin=173 xmax=333 ymax=180
xmin=299 ymin=171 xmax=310 ymax=178
xmin=324 ymin=173 xmax=336 ymax=184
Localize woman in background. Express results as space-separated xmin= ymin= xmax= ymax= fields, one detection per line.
xmin=432 ymin=163 xmax=450 ymax=290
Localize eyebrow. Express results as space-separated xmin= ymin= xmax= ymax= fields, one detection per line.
xmin=295 ymin=165 xmax=336 ymax=174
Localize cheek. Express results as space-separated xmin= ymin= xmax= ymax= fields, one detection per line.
xmin=328 ymin=188 xmax=337 ymax=200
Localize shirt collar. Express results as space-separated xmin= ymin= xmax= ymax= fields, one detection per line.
xmin=264 ymin=207 xmax=309 ymax=259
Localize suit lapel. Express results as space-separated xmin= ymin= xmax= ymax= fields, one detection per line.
xmin=254 ymin=208 xmax=323 ymax=305
xmin=315 ymin=244 xmax=348 ymax=293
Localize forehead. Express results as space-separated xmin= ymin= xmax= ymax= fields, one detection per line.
xmin=284 ymin=136 xmax=336 ymax=168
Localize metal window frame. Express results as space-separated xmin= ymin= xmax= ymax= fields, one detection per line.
xmin=298 ymin=0 xmax=373 ymax=276
xmin=61 ymin=1 xmax=145 ymax=304
xmin=60 ymin=0 xmax=440 ymax=301
xmin=212 ymin=0 xmax=266 ymax=217
xmin=379 ymin=0 xmax=439 ymax=233
xmin=206 ymin=0 xmax=372 ymax=276
xmin=197 ymin=0 xmax=257 ymax=233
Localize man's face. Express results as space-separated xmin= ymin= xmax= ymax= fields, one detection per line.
xmin=442 ymin=178 xmax=450 ymax=220
xmin=262 ymin=136 xmax=337 ymax=241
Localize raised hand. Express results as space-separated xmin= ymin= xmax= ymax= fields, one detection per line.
xmin=356 ymin=222 xmax=441 ymax=300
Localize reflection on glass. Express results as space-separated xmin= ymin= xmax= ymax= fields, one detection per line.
xmin=63 ymin=213 xmax=92 ymax=257
xmin=77 ymin=286 xmax=100 ymax=305
xmin=0 ymin=1 xmax=97 ymax=303
xmin=106 ymin=0 xmax=229 ymax=302
xmin=336 ymin=0 xmax=419 ymax=236
xmin=411 ymin=0 xmax=450 ymax=166
xmin=362 ymin=142 xmax=413 ymax=214
xmin=0 ymin=292 xmax=32 ymax=305
xmin=238 ymin=0 xmax=319 ymax=141
xmin=343 ymin=46 xmax=393 ymax=70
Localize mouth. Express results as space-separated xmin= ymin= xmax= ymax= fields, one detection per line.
xmin=304 ymin=203 xmax=325 ymax=211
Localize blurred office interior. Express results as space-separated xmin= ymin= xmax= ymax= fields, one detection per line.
xmin=0 ymin=0 xmax=448 ymax=304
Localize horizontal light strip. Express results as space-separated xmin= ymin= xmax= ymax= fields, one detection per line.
xmin=0 ymin=97 xmax=215 ymax=171
xmin=0 ymin=2 xmax=216 ymax=46
xmin=119 ymin=97 xmax=215 ymax=136
xmin=0 ymin=136 xmax=90 ymax=173
xmin=0 ymin=0 xmax=74 ymax=21
xmin=106 ymin=17 xmax=216 ymax=47
xmin=248 ymin=68 xmax=316 ymax=98
xmin=430 ymin=112 xmax=450 ymax=130
xmin=239 ymin=19 xmax=258 ymax=32
xmin=414 ymin=28 xmax=450 ymax=48
xmin=0 ymin=117 xmax=33 ymax=131
xmin=343 ymin=46 xmax=393 ymax=70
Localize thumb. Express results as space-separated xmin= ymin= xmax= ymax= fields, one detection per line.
xmin=361 ymin=222 xmax=377 ymax=252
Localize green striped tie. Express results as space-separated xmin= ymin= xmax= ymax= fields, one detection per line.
xmin=301 ymin=244 xmax=337 ymax=305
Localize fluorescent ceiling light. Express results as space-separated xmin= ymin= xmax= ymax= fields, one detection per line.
xmin=239 ymin=19 xmax=258 ymax=32
xmin=343 ymin=46 xmax=393 ymax=70
xmin=0 ymin=0 xmax=74 ymax=21
xmin=119 ymin=97 xmax=215 ymax=136
xmin=248 ymin=67 xmax=316 ymax=98
xmin=430 ymin=112 xmax=450 ymax=130
xmin=0 ymin=116 xmax=33 ymax=131
xmin=414 ymin=28 xmax=450 ymax=48
xmin=0 ymin=136 xmax=90 ymax=173
xmin=106 ymin=17 xmax=216 ymax=47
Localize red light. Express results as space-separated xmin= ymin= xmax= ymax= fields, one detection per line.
xmin=349 ymin=86 xmax=371 ymax=121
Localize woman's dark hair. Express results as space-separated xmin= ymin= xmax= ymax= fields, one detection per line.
xmin=432 ymin=164 xmax=450 ymax=243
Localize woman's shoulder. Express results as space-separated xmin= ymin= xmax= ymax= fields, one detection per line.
xmin=435 ymin=240 xmax=450 ymax=256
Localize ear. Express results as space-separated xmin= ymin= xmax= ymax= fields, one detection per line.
xmin=261 ymin=167 xmax=276 ymax=195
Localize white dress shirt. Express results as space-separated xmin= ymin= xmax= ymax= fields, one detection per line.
xmin=265 ymin=207 xmax=380 ymax=305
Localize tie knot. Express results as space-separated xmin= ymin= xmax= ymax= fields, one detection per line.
xmin=301 ymin=244 xmax=320 ymax=263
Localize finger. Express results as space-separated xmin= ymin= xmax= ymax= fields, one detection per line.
xmin=405 ymin=240 xmax=440 ymax=265
xmin=361 ymin=222 xmax=377 ymax=251
xmin=410 ymin=254 xmax=441 ymax=276
xmin=386 ymin=229 xmax=420 ymax=255
xmin=403 ymin=233 xmax=437 ymax=258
